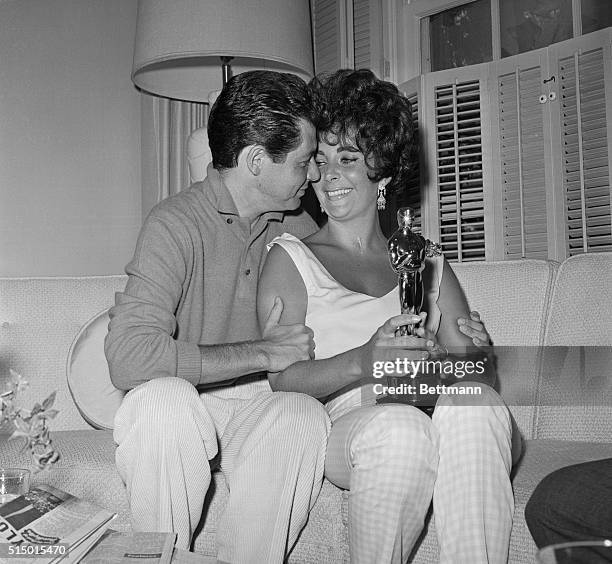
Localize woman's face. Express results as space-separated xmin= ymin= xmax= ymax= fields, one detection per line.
xmin=313 ymin=139 xmax=384 ymax=221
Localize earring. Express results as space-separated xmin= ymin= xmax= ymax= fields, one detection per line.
xmin=377 ymin=184 xmax=387 ymax=211
xmin=320 ymin=203 xmax=326 ymax=214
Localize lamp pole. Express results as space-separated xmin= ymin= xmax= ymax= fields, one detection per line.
xmin=220 ymin=56 xmax=233 ymax=86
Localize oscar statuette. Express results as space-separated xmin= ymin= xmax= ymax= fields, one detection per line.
xmin=378 ymin=207 xmax=443 ymax=413
xmin=387 ymin=207 xmax=442 ymax=335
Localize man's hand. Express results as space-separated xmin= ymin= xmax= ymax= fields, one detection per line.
xmin=260 ymin=297 xmax=315 ymax=373
xmin=457 ymin=310 xmax=492 ymax=347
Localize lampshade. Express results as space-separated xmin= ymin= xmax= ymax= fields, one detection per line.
xmin=132 ymin=0 xmax=315 ymax=102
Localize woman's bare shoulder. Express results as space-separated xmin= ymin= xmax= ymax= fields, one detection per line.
xmin=258 ymin=244 xmax=308 ymax=325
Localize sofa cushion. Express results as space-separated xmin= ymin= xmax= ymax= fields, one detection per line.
xmin=451 ymin=260 xmax=558 ymax=441
xmin=537 ymin=253 xmax=612 ymax=440
xmin=67 ymin=308 xmax=125 ymax=430
xmin=451 ymin=259 xmax=558 ymax=347
xmin=0 ymin=276 xmax=127 ymax=431
xmin=544 ymin=252 xmax=612 ymax=346
xmin=535 ymin=345 xmax=612 ymax=441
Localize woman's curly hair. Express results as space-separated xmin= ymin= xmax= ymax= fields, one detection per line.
xmin=309 ymin=69 xmax=417 ymax=194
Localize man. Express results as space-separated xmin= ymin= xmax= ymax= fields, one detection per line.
xmin=106 ymin=69 xmax=493 ymax=563
xmin=525 ymin=459 xmax=612 ymax=563
xmin=105 ymin=71 xmax=330 ymax=563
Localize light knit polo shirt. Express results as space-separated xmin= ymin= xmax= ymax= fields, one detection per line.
xmin=105 ymin=166 xmax=317 ymax=395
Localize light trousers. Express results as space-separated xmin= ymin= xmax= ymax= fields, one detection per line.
xmin=325 ymin=383 xmax=519 ymax=564
xmin=113 ymin=377 xmax=330 ymax=563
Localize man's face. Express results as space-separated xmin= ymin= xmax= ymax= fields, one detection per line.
xmin=257 ymin=119 xmax=320 ymax=211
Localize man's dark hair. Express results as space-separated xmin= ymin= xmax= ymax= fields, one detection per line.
xmin=208 ymin=70 xmax=316 ymax=171
xmin=309 ymin=69 xmax=417 ymax=194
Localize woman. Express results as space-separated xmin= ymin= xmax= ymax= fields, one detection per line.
xmin=257 ymin=69 xmax=519 ymax=563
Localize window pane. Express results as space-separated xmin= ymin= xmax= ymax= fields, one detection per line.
xmin=582 ymin=0 xmax=612 ymax=34
xmin=429 ymin=0 xmax=492 ymax=72
xmin=500 ymin=0 xmax=573 ymax=58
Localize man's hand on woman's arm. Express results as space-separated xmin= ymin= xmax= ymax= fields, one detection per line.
xmin=197 ymin=296 xmax=315 ymax=384
xmin=457 ymin=310 xmax=492 ymax=347
xmin=258 ymin=296 xmax=315 ymax=372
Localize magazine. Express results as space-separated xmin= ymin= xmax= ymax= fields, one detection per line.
xmin=171 ymin=547 xmax=214 ymax=563
xmin=0 ymin=484 xmax=116 ymax=564
xmin=80 ymin=530 xmax=176 ymax=564
xmin=57 ymin=525 xmax=111 ymax=564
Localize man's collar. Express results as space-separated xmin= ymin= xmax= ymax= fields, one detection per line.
xmin=205 ymin=163 xmax=284 ymax=222
xmin=263 ymin=210 xmax=285 ymax=222
xmin=206 ymin=164 xmax=239 ymax=215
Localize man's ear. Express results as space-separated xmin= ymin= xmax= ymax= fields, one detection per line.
xmin=245 ymin=145 xmax=267 ymax=176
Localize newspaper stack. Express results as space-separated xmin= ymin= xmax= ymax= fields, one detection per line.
xmin=81 ymin=530 xmax=176 ymax=563
xmin=0 ymin=484 xmax=115 ymax=564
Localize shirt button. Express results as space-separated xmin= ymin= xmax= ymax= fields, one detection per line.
xmin=226 ymin=218 xmax=233 ymax=224
xmin=245 ymin=269 xmax=251 ymax=276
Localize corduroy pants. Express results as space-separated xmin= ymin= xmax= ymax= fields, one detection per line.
xmin=113 ymin=377 xmax=330 ymax=563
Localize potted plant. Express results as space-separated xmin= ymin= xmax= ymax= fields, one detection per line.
xmin=1 ymin=370 xmax=59 ymax=472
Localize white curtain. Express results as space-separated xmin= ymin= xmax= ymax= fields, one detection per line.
xmin=140 ymin=92 xmax=208 ymax=219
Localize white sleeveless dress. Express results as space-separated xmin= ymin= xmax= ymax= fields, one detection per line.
xmin=269 ymin=233 xmax=444 ymax=422
xmin=271 ymin=234 xmax=516 ymax=563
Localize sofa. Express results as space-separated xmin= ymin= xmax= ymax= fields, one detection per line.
xmin=1 ymin=252 xmax=611 ymax=563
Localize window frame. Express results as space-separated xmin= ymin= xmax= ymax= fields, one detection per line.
xmin=396 ymin=0 xmax=588 ymax=83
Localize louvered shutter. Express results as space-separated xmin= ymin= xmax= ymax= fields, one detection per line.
xmin=553 ymin=35 xmax=612 ymax=255
xmin=425 ymin=72 xmax=488 ymax=262
xmin=493 ymin=51 xmax=550 ymax=259
xmin=313 ymin=0 xmax=344 ymax=74
xmin=415 ymin=29 xmax=612 ymax=262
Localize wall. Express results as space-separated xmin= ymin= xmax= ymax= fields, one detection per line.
xmin=0 ymin=0 xmax=141 ymax=276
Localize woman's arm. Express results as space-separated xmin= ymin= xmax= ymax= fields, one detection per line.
xmin=429 ymin=258 xmax=497 ymax=385
xmin=257 ymin=245 xmax=426 ymax=399
xmin=434 ymin=258 xmax=475 ymax=350
xmin=257 ymin=245 xmax=362 ymax=397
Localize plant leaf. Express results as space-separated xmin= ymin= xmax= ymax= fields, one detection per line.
xmin=42 ymin=392 xmax=56 ymax=410
xmin=8 ymin=429 xmax=30 ymax=441
xmin=13 ymin=418 xmax=30 ymax=432
xmin=5 ymin=368 xmax=60 ymax=471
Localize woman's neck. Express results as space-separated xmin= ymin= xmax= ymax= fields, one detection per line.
xmin=322 ymin=215 xmax=387 ymax=254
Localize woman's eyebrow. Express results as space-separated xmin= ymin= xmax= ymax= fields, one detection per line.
xmin=336 ymin=145 xmax=360 ymax=153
